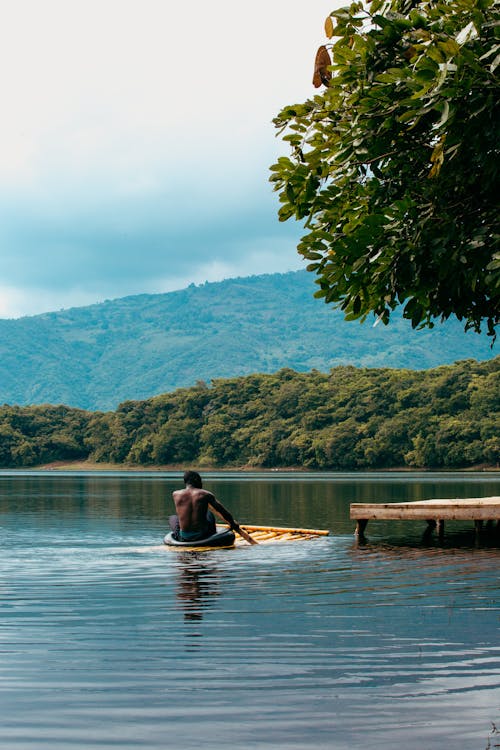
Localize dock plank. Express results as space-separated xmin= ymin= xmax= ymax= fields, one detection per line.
xmin=350 ymin=496 xmax=500 ymax=539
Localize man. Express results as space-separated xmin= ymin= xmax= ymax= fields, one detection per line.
xmin=170 ymin=470 xmax=256 ymax=543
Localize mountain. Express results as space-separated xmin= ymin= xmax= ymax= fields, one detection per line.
xmin=0 ymin=271 xmax=495 ymax=411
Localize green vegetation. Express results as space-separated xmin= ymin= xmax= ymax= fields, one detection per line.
xmin=1 ymin=357 xmax=498 ymax=470
xmin=0 ymin=272 xmax=496 ymax=410
xmin=271 ymin=0 xmax=499 ymax=337
xmin=0 ymin=405 xmax=89 ymax=467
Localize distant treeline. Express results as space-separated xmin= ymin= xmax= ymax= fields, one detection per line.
xmin=0 ymin=358 xmax=498 ymax=470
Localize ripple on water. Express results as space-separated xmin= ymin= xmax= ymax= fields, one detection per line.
xmin=0 ymin=479 xmax=499 ymax=750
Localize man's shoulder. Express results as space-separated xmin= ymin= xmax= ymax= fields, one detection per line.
xmin=173 ymin=488 xmax=191 ymax=503
xmin=174 ymin=487 xmax=213 ymax=498
xmin=196 ymin=488 xmax=214 ymax=500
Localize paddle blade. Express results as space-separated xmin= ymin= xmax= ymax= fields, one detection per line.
xmin=235 ymin=525 xmax=258 ymax=545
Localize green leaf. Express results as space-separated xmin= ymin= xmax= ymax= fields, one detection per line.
xmin=269 ymin=0 xmax=500 ymax=339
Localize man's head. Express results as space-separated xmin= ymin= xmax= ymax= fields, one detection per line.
xmin=183 ymin=470 xmax=202 ymax=488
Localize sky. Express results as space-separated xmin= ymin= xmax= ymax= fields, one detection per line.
xmin=0 ymin=0 xmax=340 ymax=318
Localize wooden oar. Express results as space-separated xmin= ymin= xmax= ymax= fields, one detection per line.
xmin=213 ymin=509 xmax=258 ymax=545
xmin=233 ymin=523 xmax=258 ymax=545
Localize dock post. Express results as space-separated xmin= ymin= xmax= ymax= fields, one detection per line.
xmin=423 ymin=519 xmax=436 ymax=541
xmin=436 ymin=519 xmax=445 ymax=541
xmin=354 ymin=519 xmax=368 ymax=539
xmin=474 ymin=520 xmax=483 ymax=546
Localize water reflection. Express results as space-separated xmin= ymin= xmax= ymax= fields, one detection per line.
xmin=1 ymin=470 xmax=498 ymax=540
xmin=175 ymin=555 xmax=220 ymax=624
xmin=0 ymin=471 xmax=499 ymax=750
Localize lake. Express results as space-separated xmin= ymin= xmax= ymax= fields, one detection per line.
xmin=0 ymin=470 xmax=499 ymax=749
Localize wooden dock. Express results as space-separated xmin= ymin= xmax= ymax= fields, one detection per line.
xmin=350 ymin=496 xmax=500 ymax=540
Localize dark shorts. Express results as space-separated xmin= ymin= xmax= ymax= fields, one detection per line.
xmin=169 ymin=511 xmax=217 ymax=541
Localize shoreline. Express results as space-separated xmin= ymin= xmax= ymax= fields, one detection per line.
xmin=5 ymin=460 xmax=499 ymax=474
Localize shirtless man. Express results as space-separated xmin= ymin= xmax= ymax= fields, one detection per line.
xmin=169 ymin=470 xmax=254 ymax=542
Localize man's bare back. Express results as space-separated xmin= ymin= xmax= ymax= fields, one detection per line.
xmin=173 ymin=485 xmax=219 ymax=533
xmin=170 ymin=470 xmax=239 ymax=541
xmin=169 ymin=470 xmax=257 ymax=544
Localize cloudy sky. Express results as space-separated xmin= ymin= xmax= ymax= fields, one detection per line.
xmin=0 ymin=0 xmax=340 ymax=318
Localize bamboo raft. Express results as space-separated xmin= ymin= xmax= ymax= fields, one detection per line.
xmin=164 ymin=524 xmax=330 ymax=550
xmin=350 ymin=496 xmax=500 ymax=540
xmin=236 ymin=524 xmax=330 ymax=545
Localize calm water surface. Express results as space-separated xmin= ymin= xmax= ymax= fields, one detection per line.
xmin=0 ymin=471 xmax=499 ymax=749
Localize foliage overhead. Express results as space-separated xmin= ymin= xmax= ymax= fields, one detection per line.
xmin=0 ymin=357 xmax=498 ymax=471
xmin=270 ymin=0 xmax=500 ymax=338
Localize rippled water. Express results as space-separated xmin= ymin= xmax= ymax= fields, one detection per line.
xmin=0 ymin=471 xmax=499 ymax=749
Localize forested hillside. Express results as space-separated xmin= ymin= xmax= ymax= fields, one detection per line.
xmin=0 ymin=358 xmax=498 ymax=470
xmin=0 ymin=271 xmax=496 ymax=410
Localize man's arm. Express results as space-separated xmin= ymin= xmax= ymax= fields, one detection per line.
xmin=207 ymin=493 xmax=258 ymax=545
xmin=208 ymin=494 xmax=238 ymax=529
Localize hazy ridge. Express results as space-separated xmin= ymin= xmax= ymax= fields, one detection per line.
xmin=0 ymin=271 xmax=495 ymax=410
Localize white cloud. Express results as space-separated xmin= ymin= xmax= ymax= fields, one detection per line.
xmin=0 ymin=283 xmax=102 ymax=318
xmin=0 ymin=0 xmax=338 ymax=317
